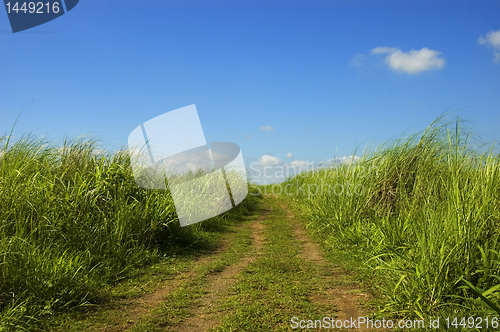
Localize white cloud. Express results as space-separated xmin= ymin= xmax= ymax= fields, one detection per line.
xmin=248 ymin=154 xmax=362 ymax=184
xmin=258 ymin=155 xmax=283 ymax=166
xmin=370 ymin=47 xmax=445 ymax=74
xmin=286 ymin=152 xmax=294 ymax=158
xmin=255 ymin=155 xmax=361 ymax=169
xmin=260 ymin=126 xmax=275 ymax=131
xmin=245 ymin=135 xmax=252 ymax=140
xmin=479 ymin=30 xmax=500 ymax=63
xmin=479 ymin=30 xmax=500 ymax=49
xmin=290 ymin=160 xmax=308 ymax=168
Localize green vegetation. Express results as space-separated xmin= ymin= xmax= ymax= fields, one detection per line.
xmin=128 ymin=209 xmax=258 ymax=332
xmin=275 ymin=116 xmax=500 ymax=320
xmin=214 ymin=198 xmax=364 ymax=331
xmin=4 ymin=114 xmax=500 ymax=331
xmin=0 ymin=134 xmax=256 ymax=331
xmin=127 ymin=197 xmax=374 ymax=331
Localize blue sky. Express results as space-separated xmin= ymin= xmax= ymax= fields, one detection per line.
xmin=1 ymin=0 xmax=500 ymax=183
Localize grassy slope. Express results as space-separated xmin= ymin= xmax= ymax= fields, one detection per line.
xmin=0 ymin=135 xmax=258 ymax=331
xmin=274 ymin=117 xmax=500 ymax=320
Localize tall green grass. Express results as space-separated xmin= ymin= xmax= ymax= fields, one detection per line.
xmin=0 ymin=134 xmax=254 ymax=331
xmin=280 ymin=116 xmax=500 ymax=318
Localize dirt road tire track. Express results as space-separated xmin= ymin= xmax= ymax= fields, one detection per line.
xmin=170 ymin=209 xmax=270 ymax=332
xmin=105 ymin=217 xmax=258 ymax=332
xmin=277 ymin=202 xmax=372 ymax=330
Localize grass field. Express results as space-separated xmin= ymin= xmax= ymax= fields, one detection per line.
xmin=0 ymin=134 xmax=258 ymax=331
xmin=2 ymin=115 xmax=500 ymax=331
xmin=270 ymin=116 xmax=500 ymax=321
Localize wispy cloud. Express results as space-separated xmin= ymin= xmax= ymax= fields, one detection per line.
xmin=245 ymin=135 xmax=252 ymax=140
xmin=479 ymin=30 xmax=500 ymax=63
xmin=260 ymin=125 xmax=275 ymax=131
xmin=370 ymin=47 xmax=445 ymax=74
xmin=350 ymin=54 xmax=365 ymax=67
xmin=370 ymin=47 xmax=399 ymax=55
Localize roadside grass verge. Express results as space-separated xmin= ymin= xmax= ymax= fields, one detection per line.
xmin=0 ymin=134 xmax=258 ymax=331
xmin=271 ymin=116 xmax=500 ymax=321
